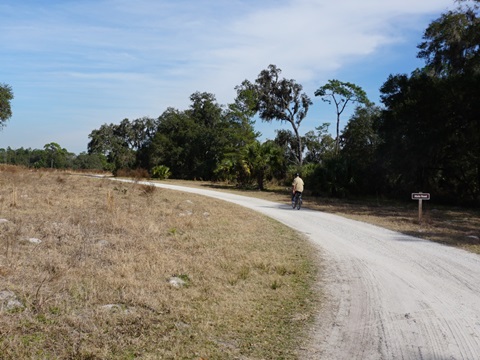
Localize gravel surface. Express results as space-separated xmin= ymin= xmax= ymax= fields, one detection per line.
xmin=125 ymin=180 xmax=480 ymax=359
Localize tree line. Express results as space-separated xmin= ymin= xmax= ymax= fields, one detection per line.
xmin=0 ymin=143 xmax=107 ymax=170
xmin=1 ymin=0 xmax=479 ymax=205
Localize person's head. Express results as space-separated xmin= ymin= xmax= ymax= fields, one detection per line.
xmin=295 ymin=173 xmax=300 ymax=177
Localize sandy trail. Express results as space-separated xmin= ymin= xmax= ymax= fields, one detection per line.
xmin=122 ymin=180 xmax=480 ymax=359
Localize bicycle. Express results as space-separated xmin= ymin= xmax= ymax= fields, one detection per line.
xmin=292 ymin=191 xmax=302 ymax=210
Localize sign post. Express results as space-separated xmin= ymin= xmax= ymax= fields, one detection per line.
xmin=411 ymin=192 xmax=430 ymax=222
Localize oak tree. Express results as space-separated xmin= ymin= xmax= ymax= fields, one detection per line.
xmin=236 ymin=64 xmax=312 ymax=165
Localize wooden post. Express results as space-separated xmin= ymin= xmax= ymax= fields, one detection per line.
xmin=418 ymin=198 xmax=423 ymax=222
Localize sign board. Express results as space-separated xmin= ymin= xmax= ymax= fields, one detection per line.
xmin=411 ymin=192 xmax=430 ymax=222
xmin=411 ymin=193 xmax=430 ymax=200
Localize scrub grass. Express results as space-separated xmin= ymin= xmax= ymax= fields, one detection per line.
xmin=0 ymin=166 xmax=319 ymax=359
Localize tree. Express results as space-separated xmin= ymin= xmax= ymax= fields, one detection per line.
xmin=242 ymin=140 xmax=285 ymax=190
xmin=140 ymin=108 xmax=194 ymax=178
xmin=127 ymin=117 xmax=159 ymax=150
xmin=417 ymin=0 xmax=480 ymax=76
xmin=314 ymin=79 xmax=371 ymax=153
xmin=0 ymin=83 xmax=14 ymax=129
xmin=88 ymin=117 xmax=158 ymax=172
xmin=140 ymin=92 xmax=258 ymax=181
xmin=236 ymin=64 xmax=312 ymax=165
xmin=303 ymin=123 xmax=336 ymax=164
xmin=274 ymin=129 xmax=302 ymax=166
xmin=188 ymin=91 xmax=223 ymax=128
xmin=88 ymin=122 xmax=134 ymax=171
xmin=73 ymin=152 xmax=107 ymax=170
xmin=340 ymin=105 xmax=382 ymax=195
xmin=377 ymin=70 xmax=480 ymax=203
xmin=214 ymin=101 xmax=261 ymax=184
xmin=185 ymin=92 xmax=228 ymax=179
xmin=371 ymin=0 xmax=480 ymax=204
xmin=43 ymin=142 xmax=70 ymax=168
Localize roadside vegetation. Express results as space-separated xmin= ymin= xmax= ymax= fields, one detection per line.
xmin=0 ymin=166 xmax=320 ymax=359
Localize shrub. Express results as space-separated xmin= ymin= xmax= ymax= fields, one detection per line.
xmin=151 ymin=165 xmax=172 ymax=180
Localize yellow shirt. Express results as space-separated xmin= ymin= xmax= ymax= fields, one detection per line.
xmin=292 ymin=177 xmax=304 ymax=192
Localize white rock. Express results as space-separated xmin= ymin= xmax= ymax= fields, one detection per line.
xmin=96 ymin=240 xmax=110 ymax=247
xmin=169 ymin=277 xmax=187 ymax=288
xmin=101 ymin=303 xmax=134 ymax=313
xmin=0 ymin=290 xmax=24 ymax=311
xmin=0 ymin=290 xmax=15 ymax=301
xmin=179 ymin=210 xmax=193 ymax=217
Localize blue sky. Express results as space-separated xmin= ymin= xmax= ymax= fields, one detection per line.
xmin=1 ymin=0 xmax=454 ymax=154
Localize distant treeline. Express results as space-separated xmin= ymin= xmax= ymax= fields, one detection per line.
xmin=0 ymin=144 xmax=107 ymax=171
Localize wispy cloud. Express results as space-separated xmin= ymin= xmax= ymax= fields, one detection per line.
xmin=0 ymin=0 xmax=454 ymax=152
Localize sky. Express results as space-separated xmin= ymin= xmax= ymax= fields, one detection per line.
xmin=0 ymin=0 xmax=455 ymax=155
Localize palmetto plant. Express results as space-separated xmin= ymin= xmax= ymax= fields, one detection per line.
xmin=151 ymin=165 xmax=172 ymax=179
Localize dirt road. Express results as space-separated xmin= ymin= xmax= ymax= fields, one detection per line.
xmin=133 ymin=181 xmax=480 ymax=359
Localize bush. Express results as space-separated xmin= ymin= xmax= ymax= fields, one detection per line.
xmin=151 ymin=165 xmax=172 ymax=180
xmin=305 ymin=158 xmax=348 ymax=197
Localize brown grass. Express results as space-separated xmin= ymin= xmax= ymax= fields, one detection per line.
xmin=0 ymin=166 xmax=319 ymax=359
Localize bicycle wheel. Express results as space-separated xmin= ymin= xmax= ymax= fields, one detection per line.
xmin=292 ymin=195 xmax=297 ymax=209
xmin=296 ymin=196 xmax=302 ymax=210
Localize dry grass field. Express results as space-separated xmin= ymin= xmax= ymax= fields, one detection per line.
xmin=0 ymin=166 xmax=319 ymax=359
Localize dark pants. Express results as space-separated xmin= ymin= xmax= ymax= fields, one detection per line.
xmin=292 ymin=191 xmax=302 ymax=201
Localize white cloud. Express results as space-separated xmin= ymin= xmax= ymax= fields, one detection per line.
xmin=211 ymin=0 xmax=452 ymax=79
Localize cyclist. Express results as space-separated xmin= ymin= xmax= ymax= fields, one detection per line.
xmin=292 ymin=173 xmax=304 ymax=207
